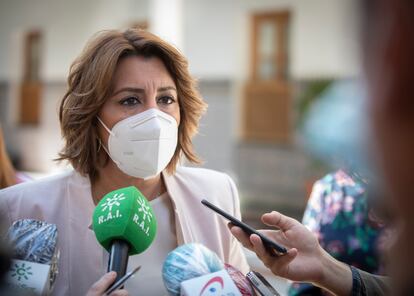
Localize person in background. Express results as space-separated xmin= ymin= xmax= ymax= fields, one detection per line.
xmin=0 ymin=28 xmax=248 ymax=295
xmin=0 ymin=126 xmax=32 ymax=188
xmin=288 ymin=170 xmax=387 ymax=295
xmin=0 ymin=126 xmax=17 ymax=189
xmin=231 ymin=0 xmax=414 ymax=294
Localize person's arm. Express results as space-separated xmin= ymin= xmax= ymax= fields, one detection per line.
xmin=351 ymin=267 xmax=391 ymax=296
xmin=230 ymin=211 xmax=353 ymax=295
xmin=86 ymin=272 xmax=129 ymax=296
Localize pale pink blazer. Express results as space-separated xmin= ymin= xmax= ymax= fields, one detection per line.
xmin=0 ymin=166 xmax=250 ymax=295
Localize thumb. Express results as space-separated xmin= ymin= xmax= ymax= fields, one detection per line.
xmin=269 ymin=248 xmax=298 ymax=274
xmin=87 ymin=271 xmax=117 ymax=296
xmin=262 ymin=211 xmax=299 ymax=231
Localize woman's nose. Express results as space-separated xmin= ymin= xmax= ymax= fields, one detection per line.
xmin=142 ymin=97 xmax=158 ymax=111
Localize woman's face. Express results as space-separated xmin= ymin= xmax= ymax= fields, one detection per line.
xmin=98 ymin=55 xmax=180 ymax=145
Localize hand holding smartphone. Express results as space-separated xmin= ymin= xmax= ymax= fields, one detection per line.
xmin=105 ymin=266 xmax=141 ymax=295
xmin=201 ymin=199 xmax=287 ymax=256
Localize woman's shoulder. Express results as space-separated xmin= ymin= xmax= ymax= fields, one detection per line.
xmin=0 ymin=170 xmax=92 ymax=228
xmin=173 ymin=166 xmax=233 ymax=183
xmin=0 ymin=170 xmax=82 ymax=201
xmin=166 ymin=166 xmax=238 ymax=211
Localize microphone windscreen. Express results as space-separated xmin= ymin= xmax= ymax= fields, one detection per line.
xmin=224 ymin=263 xmax=254 ymax=296
xmin=6 ymin=219 xmax=58 ymax=264
xmin=92 ymin=186 xmax=157 ymax=255
xmin=162 ymin=243 xmax=224 ymax=295
xmin=6 ymin=219 xmax=60 ymax=291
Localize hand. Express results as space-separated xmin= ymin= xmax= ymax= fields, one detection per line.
xmin=86 ymin=272 xmax=129 ymax=296
xmin=230 ymin=211 xmax=352 ymax=295
xmin=230 ymin=211 xmax=324 ymax=283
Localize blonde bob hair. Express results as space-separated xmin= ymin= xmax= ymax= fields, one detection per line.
xmin=57 ymin=29 xmax=207 ymax=180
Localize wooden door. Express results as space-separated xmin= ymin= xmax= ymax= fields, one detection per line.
xmin=19 ymin=30 xmax=43 ymax=125
xmin=243 ymin=11 xmax=291 ymax=143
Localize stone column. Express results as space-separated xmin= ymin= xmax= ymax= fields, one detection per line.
xmin=149 ymin=0 xmax=183 ymax=50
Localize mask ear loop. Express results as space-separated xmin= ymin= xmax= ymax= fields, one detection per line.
xmin=96 ymin=117 xmax=118 ymax=165
xmin=97 ymin=117 xmax=115 ymax=136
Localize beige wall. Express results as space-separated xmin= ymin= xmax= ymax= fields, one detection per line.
xmin=184 ymin=0 xmax=359 ymax=80
xmin=0 ymin=0 xmax=149 ymax=82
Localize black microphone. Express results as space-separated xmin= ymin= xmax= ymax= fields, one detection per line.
xmin=108 ymin=240 xmax=130 ymax=279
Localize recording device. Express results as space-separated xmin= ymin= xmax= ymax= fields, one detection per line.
xmin=180 ymin=269 xmax=243 ymax=296
xmin=224 ymin=263 xmax=255 ymax=296
xmin=92 ymin=186 xmax=157 ymax=289
xmin=162 ymin=243 xmax=224 ymax=295
xmin=5 ymin=219 xmax=59 ymax=295
xmin=162 ymin=243 xmax=253 ymax=296
xmin=201 ymin=199 xmax=287 ymax=256
xmin=246 ymin=271 xmax=280 ymax=296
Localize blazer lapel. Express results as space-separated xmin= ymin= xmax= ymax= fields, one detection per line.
xmin=162 ymin=170 xmax=192 ymax=245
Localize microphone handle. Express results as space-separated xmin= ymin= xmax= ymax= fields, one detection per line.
xmin=108 ymin=240 xmax=130 ymax=284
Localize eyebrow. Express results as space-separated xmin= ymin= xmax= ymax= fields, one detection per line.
xmin=112 ymin=86 xmax=177 ymax=96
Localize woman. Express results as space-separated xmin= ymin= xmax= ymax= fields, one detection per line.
xmin=0 ymin=29 xmax=249 ymax=295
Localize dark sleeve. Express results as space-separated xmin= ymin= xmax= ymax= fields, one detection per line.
xmin=350 ymin=266 xmax=390 ymax=296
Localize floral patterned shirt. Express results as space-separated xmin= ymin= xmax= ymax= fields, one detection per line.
xmin=289 ymin=170 xmax=386 ymax=296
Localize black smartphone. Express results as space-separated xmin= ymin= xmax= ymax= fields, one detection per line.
xmin=201 ymin=199 xmax=287 ymax=256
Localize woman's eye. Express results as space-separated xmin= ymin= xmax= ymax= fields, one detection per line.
xmin=158 ymin=96 xmax=175 ymax=105
xmin=120 ymin=96 xmax=140 ymax=106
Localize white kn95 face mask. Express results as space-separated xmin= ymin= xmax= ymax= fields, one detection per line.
xmin=98 ymin=108 xmax=178 ymax=179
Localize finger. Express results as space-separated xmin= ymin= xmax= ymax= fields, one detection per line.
xmin=229 ymin=225 xmax=254 ymax=250
xmin=259 ymin=229 xmax=289 ymax=245
xmin=250 ymin=234 xmax=298 ymax=273
xmin=87 ymin=272 xmax=117 ymax=296
xmin=250 ymin=234 xmax=273 ymax=266
xmin=109 ymin=289 xmax=129 ymax=296
xmin=268 ymin=248 xmax=298 ymax=275
xmin=262 ymin=211 xmax=299 ymax=231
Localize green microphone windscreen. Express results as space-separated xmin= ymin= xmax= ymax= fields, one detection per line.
xmin=92 ymin=186 xmax=157 ymax=255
